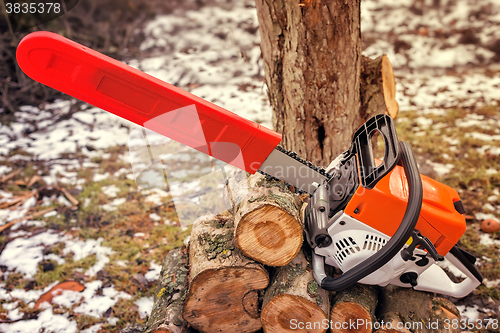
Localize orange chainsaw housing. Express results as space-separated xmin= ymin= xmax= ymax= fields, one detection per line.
xmin=344 ymin=163 xmax=465 ymax=256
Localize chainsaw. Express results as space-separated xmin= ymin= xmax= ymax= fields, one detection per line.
xmin=16 ymin=32 xmax=482 ymax=297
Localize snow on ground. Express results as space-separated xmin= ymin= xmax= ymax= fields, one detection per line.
xmin=362 ymin=0 xmax=500 ymax=111
xmin=1 ymin=0 xmax=500 ymax=331
xmin=133 ymin=0 xmax=272 ymax=129
xmin=135 ymin=297 xmax=154 ymax=319
xmin=0 ymin=231 xmax=70 ymax=278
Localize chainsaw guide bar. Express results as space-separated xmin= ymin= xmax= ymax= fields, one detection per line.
xmin=258 ymin=145 xmax=332 ymax=195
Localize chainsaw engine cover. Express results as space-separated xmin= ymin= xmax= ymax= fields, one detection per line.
xmin=344 ymin=165 xmax=466 ymax=256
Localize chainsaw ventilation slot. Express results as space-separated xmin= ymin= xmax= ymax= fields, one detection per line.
xmin=363 ymin=234 xmax=387 ymax=251
xmin=334 ymin=237 xmax=361 ymax=263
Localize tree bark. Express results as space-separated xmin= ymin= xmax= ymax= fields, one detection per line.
xmin=233 ymin=172 xmax=304 ymax=266
xmin=330 ymin=284 xmax=378 ymax=333
xmin=375 ymin=286 xmax=461 ymax=333
xmin=255 ymin=0 xmax=363 ymax=166
xmin=360 ymin=55 xmax=399 ymax=119
xmin=145 ymin=248 xmax=191 ymax=333
xmin=261 ymin=250 xmax=330 ymax=333
xmin=182 ymin=212 xmax=269 ymax=333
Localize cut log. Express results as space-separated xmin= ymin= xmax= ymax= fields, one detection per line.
xmin=330 ymin=284 xmax=378 ymax=333
xmin=182 ymin=212 xmax=269 ymax=333
xmin=232 ymin=173 xmax=304 ymax=267
xmin=145 ymin=247 xmax=191 ymax=333
xmin=261 ymin=249 xmax=330 ymax=333
xmin=430 ymin=298 xmax=462 ymax=333
xmin=361 ymin=54 xmax=399 ymax=119
xmin=375 ymin=286 xmax=460 ymax=333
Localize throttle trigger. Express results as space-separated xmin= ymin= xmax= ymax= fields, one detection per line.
xmin=401 ymin=230 xmax=443 ymax=262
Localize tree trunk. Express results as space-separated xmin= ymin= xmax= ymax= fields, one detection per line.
xmin=261 ymin=249 xmax=330 ymax=333
xmin=182 ymin=212 xmax=269 ymax=333
xmin=255 ymin=0 xmax=363 ymax=166
xmin=330 ymin=284 xmax=378 ymax=333
xmin=375 ymin=286 xmax=460 ymax=333
xmin=232 ymin=172 xmax=304 ymax=266
xmin=145 ymin=248 xmax=191 ymax=333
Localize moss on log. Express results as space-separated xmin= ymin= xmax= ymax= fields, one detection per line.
xmin=144 ymin=247 xmax=191 ymax=333
xmin=182 ymin=212 xmax=269 ymax=333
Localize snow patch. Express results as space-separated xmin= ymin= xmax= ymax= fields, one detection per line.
xmin=101 ymin=184 xmax=121 ymax=198
xmin=0 ymin=232 xmax=69 ymax=278
xmin=479 ymin=233 xmax=500 ymax=247
xmin=62 ymin=237 xmax=113 ymax=277
xmin=135 ymin=297 xmax=154 ymax=319
xmin=427 ymin=161 xmax=454 ymax=176
xmin=102 ymin=197 xmax=127 ymax=211
xmin=457 ymin=305 xmax=480 ymax=321
xmin=0 ymin=309 xmax=78 ymax=333
xmin=74 ymin=281 xmax=132 ymax=318
xmin=145 ymin=261 xmax=162 ymax=282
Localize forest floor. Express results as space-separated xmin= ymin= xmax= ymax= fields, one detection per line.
xmin=0 ymin=0 xmax=499 ymax=332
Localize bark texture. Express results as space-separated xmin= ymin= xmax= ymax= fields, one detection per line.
xmin=256 ymin=0 xmax=363 ymax=166
xmin=182 ymin=212 xmax=269 ymax=333
xmin=375 ymin=286 xmax=461 ymax=333
xmin=330 ymin=284 xmax=378 ymax=333
xmin=232 ymin=172 xmax=304 ymax=266
xmin=261 ymin=250 xmax=330 ymax=333
xmin=145 ymin=248 xmax=191 ymax=333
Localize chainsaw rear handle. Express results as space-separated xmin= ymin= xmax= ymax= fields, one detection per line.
xmin=411 ymin=246 xmax=482 ymax=298
xmin=313 ymin=141 xmax=423 ymax=291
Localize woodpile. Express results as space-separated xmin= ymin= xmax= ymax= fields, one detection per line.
xmin=143 ymin=172 xmax=463 ymax=333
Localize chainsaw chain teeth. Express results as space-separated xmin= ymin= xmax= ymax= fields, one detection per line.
xmin=275 ymin=145 xmax=332 ymax=178
xmin=256 ymin=169 xmax=309 ymax=194
xmin=258 ymin=145 xmax=332 ymax=195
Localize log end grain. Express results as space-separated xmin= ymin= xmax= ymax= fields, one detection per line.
xmin=183 ymin=267 xmax=269 ymax=333
xmin=381 ymin=55 xmax=399 ymax=119
xmin=261 ymin=294 xmax=328 ymax=333
xmin=235 ymin=204 xmax=303 ymax=266
xmin=330 ymin=302 xmax=373 ymax=333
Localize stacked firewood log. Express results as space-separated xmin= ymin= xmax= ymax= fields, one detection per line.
xmin=144 ymin=171 xmax=461 ymax=333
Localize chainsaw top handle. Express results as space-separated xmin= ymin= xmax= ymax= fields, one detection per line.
xmin=313 ymin=140 xmax=423 ymax=291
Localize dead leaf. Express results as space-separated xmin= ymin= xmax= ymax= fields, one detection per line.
xmin=34 ymin=281 xmax=85 ymax=310
xmin=131 ymin=273 xmax=149 ymax=290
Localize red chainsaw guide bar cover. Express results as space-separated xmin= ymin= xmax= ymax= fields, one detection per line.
xmin=16 ymin=31 xmax=282 ymax=173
